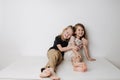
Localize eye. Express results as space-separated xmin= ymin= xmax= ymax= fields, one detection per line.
xmin=78 ymin=29 xmax=81 ymax=31
xmin=66 ymin=31 xmax=69 ymax=34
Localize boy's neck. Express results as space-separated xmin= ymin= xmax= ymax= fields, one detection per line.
xmin=61 ymin=35 xmax=66 ymax=41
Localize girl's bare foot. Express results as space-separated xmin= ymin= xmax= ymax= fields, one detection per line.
xmin=73 ymin=62 xmax=87 ymax=72
xmin=73 ymin=67 xmax=82 ymax=72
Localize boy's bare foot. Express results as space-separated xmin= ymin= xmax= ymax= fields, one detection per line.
xmin=40 ymin=67 xmax=60 ymax=80
xmin=49 ymin=68 xmax=60 ymax=80
xmin=40 ymin=68 xmax=52 ymax=78
xmin=50 ymin=75 xmax=60 ymax=80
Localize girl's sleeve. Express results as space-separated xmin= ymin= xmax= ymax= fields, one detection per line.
xmin=68 ymin=36 xmax=75 ymax=46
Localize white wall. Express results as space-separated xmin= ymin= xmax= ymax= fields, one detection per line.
xmin=0 ymin=0 xmax=120 ymax=68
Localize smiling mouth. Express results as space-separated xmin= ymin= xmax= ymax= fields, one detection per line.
xmin=65 ymin=34 xmax=68 ymax=37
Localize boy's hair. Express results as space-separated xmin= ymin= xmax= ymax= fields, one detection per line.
xmin=73 ymin=23 xmax=87 ymax=39
xmin=62 ymin=25 xmax=74 ymax=34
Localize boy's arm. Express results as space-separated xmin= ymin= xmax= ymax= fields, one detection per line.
xmin=57 ymin=44 xmax=73 ymax=52
xmin=57 ymin=44 xmax=79 ymax=52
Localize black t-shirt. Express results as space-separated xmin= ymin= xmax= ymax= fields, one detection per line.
xmin=49 ymin=35 xmax=68 ymax=56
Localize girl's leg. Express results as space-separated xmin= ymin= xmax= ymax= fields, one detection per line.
xmin=72 ymin=49 xmax=83 ymax=62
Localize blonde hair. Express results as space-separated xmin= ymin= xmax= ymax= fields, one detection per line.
xmin=60 ymin=25 xmax=74 ymax=40
xmin=61 ymin=25 xmax=74 ymax=35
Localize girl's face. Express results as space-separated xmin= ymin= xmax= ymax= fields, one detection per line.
xmin=75 ymin=26 xmax=84 ymax=38
xmin=62 ymin=28 xmax=73 ymax=40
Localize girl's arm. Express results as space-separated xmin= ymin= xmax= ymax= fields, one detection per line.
xmin=82 ymin=38 xmax=96 ymax=61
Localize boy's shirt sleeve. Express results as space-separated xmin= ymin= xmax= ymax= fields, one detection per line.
xmin=54 ymin=36 xmax=61 ymax=46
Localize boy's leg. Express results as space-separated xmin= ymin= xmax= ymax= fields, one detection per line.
xmin=46 ymin=49 xmax=61 ymax=72
xmin=56 ymin=51 xmax=63 ymax=66
xmin=40 ymin=49 xmax=61 ymax=79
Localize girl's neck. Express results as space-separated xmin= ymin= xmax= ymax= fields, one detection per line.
xmin=76 ymin=35 xmax=81 ymax=39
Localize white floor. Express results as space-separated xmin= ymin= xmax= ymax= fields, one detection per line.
xmin=0 ymin=56 xmax=120 ymax=80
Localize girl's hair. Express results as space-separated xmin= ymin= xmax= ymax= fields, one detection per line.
xmin=73 ymin=23 xmax=87 ymax=39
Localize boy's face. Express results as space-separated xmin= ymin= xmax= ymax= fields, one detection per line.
xmin=63 ymin=28 xmax=73 ymax=39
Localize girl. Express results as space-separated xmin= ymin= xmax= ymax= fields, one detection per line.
xmin=40 ymin=25 xmax=78 ymax=80
xmin=69 ymin=23 xmax=96 ymax=72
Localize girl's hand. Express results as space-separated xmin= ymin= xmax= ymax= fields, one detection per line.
xmin=88 ymin=58 xmax=96 ymax=61
xmin=82 ymin=38 xmax=88 ymax=46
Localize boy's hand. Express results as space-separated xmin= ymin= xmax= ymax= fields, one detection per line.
xmin=72 ymin=45 xmax=79 ymax=51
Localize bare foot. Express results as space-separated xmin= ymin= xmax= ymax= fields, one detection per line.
xmin=49 ymin=68 xmax=60 ymax=80
xmin=50 ymin=75 xmax=60 ymax=80
xmin=40 ymin=68 xmax=52 ymax=78
xmin=73 ymin=67 xmax=82 ymax=72
xmin=74 ymin=67 xmax=85 ymax=72
xmin=73 ymin=63 xmax=87 ymax=72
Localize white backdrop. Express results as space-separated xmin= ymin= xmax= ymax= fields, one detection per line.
xmin=0 ymin=0 xmax=120 ymax=69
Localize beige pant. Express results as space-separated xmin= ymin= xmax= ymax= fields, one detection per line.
xmin=45 ymin=49 xmax=63 ymax=72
